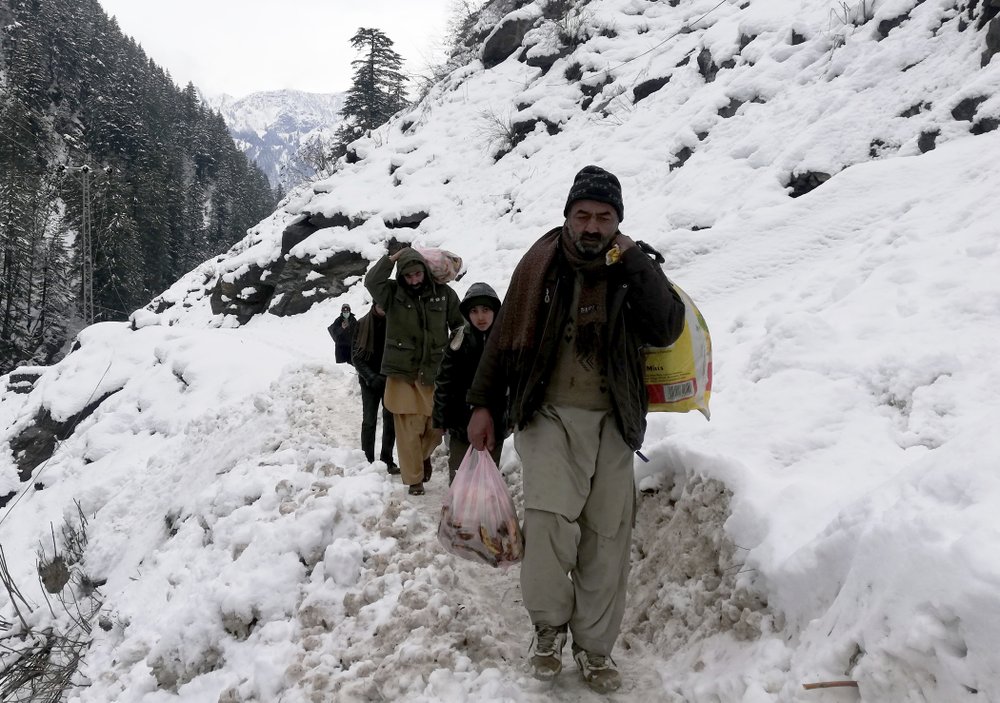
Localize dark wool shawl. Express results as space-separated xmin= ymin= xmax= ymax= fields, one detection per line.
xmin=495 ymin=226 xmax=633 ymax=367
xmin=353 ymin=307 xmax=381 ymax=360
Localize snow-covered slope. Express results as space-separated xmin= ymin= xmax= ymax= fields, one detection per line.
xmin=2 ymin=0 xmax=1000 ymax=701
xmin=206 ymin=89 xmax=346 ymax=191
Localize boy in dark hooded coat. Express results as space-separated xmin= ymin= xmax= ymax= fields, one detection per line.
xmin=433 ymin=282 xmax=505 ymax=483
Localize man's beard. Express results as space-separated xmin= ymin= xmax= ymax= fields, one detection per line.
xmin=574 ymin=232 xmax=612 ymax=258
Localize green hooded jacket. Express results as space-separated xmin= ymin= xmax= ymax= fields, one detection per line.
xmin=364 ymin=248 xmax=464 ymax=386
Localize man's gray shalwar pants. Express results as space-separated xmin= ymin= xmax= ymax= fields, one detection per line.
xmin=514 ymin=404 xmax=635 ymax=656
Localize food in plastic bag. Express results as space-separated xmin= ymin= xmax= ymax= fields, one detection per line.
xmin=644 ymin=282 xmax=712 ymax=419
xmin=413 ymin=246 xmax=463 ymax=284
xmin=438 ymin=448 xmax=524 ymax=568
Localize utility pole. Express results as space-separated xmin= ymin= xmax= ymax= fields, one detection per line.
xmin=60 ymin=164 xmax=108 ymax=326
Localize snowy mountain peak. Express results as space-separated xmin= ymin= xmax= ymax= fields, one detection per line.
xmin=203 ymin=89 xmax=346 ymax=191
xmin=3 ymin=0 xmax=1000 ymax=700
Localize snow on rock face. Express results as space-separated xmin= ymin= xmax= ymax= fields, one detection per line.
xmin=4 ymin=0 xmax=1000 ymax=701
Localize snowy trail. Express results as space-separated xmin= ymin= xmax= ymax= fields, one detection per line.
xmin=293 ymin=364 xmax=679 ymax=701
xmin=411 ymin=464 xmax=670 ymax=702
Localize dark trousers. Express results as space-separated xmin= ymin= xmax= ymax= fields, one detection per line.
xmin=448 ymin=433 xmax=504 ymax=485
xmin=360 ymin=381 xmax=396 ymax=465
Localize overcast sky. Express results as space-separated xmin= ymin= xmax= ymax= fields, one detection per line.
xmin=96 ymin=0 xmax=457 ymax=98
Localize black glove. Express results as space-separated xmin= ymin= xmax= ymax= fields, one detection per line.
xmin=371 ymin=375 xmax=386 ymax=395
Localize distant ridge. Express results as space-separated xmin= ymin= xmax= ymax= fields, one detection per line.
xmin=204 ymin=89 xmax=346 ymax=192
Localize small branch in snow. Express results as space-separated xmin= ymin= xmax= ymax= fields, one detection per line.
xmin=802 ymin=680 xmax=859 ymax=690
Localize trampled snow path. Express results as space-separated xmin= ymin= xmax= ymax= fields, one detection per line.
xmin=302 ymin=366 xmax=673 ymax=702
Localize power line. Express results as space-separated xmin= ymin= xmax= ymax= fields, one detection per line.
xmin=60 ymin=165 xmax=111 ymax=325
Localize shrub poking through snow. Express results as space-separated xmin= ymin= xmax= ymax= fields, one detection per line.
xmin=0 ymin=504 xmax=104 ymax=702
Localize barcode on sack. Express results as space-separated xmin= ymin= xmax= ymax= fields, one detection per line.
xmin=660 ymin=381 xmax=695 ymax=401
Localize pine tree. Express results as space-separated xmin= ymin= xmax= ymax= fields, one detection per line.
xmin=335 ymin=28 xmax=409 ymax=155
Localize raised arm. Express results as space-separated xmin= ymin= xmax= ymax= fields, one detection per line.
xmin=364 ymin=254 xmax=396 ymax=310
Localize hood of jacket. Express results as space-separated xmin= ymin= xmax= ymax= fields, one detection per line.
xmin=459 ymin=281 xmax=501 ymax=320
xmin=394 ymin=248 xmax=431 ymax=287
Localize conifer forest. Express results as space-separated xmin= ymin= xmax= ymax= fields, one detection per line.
xmin=0 ymin=0 xmax=278 ymax=374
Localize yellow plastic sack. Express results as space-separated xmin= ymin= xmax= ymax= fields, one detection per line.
xmin=644 ymin=282 xmax=712 ymax=419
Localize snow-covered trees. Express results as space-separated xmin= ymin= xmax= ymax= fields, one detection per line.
xmin=0 ymin=0 xmax=276 ymax=374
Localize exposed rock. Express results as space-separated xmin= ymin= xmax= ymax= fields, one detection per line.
xmin=633 ymin=76 xmax=670 ymax=104
xmin=670 ymin=146 xmax=694 ymax=170
xmin=510 ymin=117 xmax=561 ymax=150
xmin=281 ymin=212 xmax=366 ymax=257
xmin=739 ymin=33 xmax=758 ymax=51
xmin=899 ymin=101 xmax=930 ymax=117
xmin=786 ymin=171 xmax=832 ymax=198
xmin=791 ymin=29 xmax=807 ymax=45
xmin=869 ymin=138 xmax=895 ymax=158
xmin=977 ymin=0 xmax=1000 ymax=29
xmin=267 ymin=250 xmax=369 ymax=318
xmin=524 ymin=45 xmax=572 ymax=71
xmin=918 ymin=128 xmax=940 ymax=153
xmin=6 ymin=367 xmax=42 ymax=394
xmin=972 ymin=116 xmax=1000 ymax=134
xmin=210 ymin=263 xmax=276 ymax=323
xmin=482 ymin=14 xmax=537 ymax=69
xmin=983 ymin=16 xmax=1000 ymax=66
xmin=717 ymin=97 xmax=745 ymax=118
xmin=877 ymin=12 xmax=910 ymax=39
xmin=4 ymin=388 xmax=122 ymax=506
xmin=384 ymin=211 xmax=429 ymax=229
xmin=580 ymin=75 xmax=612 ymax=110
xmin=951 ymin=96 xmax=987 ymax=121
xmin=697 ymin=48 xmax=719 ymax=83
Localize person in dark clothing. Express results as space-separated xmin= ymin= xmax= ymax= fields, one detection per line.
xmin=433 ymin=282 xmax=505 ymax=484
xmin=467 ymin=165 xmax=686 ymax=693
xmin=329 ymin=303 xmax=358 ymax=364
xmin=352 ymin=303 xmax=398 ymax=473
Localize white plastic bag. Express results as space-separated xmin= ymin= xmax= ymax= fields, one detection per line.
xmin=438 ymin=448 xmax=523 ymax=568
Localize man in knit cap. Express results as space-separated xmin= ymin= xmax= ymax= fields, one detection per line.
xmin=467 ymin=165 xmax=686 ymax=692
xmin=366 ymin=246 xmax=463 ymax=495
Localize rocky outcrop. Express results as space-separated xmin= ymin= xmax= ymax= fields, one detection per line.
xmin=482 ymin=10 xmax=540 ymax=68
xmin=3 ymin=388 xmax=121 ymax=507
xmin=267 ymin=250 xmax=369 ymax=318
xmin=787 ymin=171 xmax=832 ymax=198
xmin=210 ymin=212 xmax=371 ymax=323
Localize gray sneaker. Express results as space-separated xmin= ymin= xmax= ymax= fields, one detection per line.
xmin=573 ymin=644 xmax=622 ymax=693
xmin=529 ymin=624 xmax=567 ymax=680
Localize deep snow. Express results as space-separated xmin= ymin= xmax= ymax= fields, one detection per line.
xmin=2 ymin=0 xmax=1000 ymax=701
